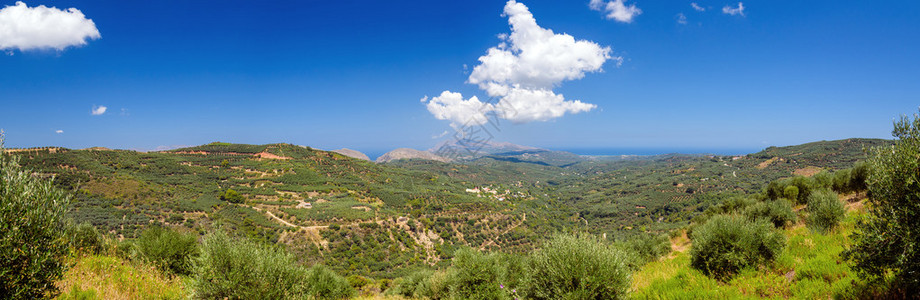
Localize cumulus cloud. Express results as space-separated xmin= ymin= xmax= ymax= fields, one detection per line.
xmin=723 ymin=2 xmax=745 ymax=16
xmin=424 ymin=91 xmax=494 ymax=127
xmin=589 ymin=0 xmax=642 ymax=23
xmin=55 ymin=129 xmax=63 ymax=134
xmin=496 ymin=87 xmax=595 ymax=123
xmin=0 ymin=1 xmax=100 ymax=51
xmin=677 ymin=13 xmax=688 ymax=25
xmin=691 ymin=2 xmax=706 ymax=12
xmin=424 ymin=1 xmax=611 ymax=128
xmin=91 ymin=105 xmax=106 ymax=115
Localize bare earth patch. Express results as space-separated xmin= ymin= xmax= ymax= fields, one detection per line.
xmin=669 ymin=230 xmax=690 ymax=256
xmin=254 ymin=152 xmax=291 ymax=160
xmin=757 ymin=157 xmax=779 ymax=169
xmin=793 ymin=166 xmax=823 ymax=177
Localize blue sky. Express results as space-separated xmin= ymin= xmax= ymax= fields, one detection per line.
xmin=1 ymin=0 xmax=918 ymax=156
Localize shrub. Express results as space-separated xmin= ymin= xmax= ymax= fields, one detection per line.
xmin=346 ymin=274 xmax=371 ymax=289
xmin=414 ymin=270 xmax=450 ymax=300
xmin=137 ymin=226 xmax=198 ymax=275
xmin=805 ymin=189 xmax=845 ymax=232
xmin=389 ymin=269 xmax=449 ymax=300
xmin=115 ymin=239 xmax=140 ymax=261
xmin=389 ymin=269 xmax=434 ymax=298
xmin=783 ymin=185 xmax=799 ymax=201
xmin=68 ymin=223 xmax=105 ymax=255
xmin=527 ymin=233 xmax=631 ymax=300
xmin=1 ymin=140 xmax=71 ymax=299
xmin=832 ymin=162 xmax=869 ymax=194
xmin=447 ymin=247 xmax=506 ymax=300
xmin=845 ymin=110 xmax=920 ymax=290
xmin=623 ymin=233 xmax=671 ymax=266
xmin=690 ymin=196 xmax=756 ymax=225
xmin=689 ymin=215 xmax=785 ymax=280
xmin=193 ymin=231 xmax=310 ymax=299
xmin=220 ymin=188 xmax=244 ymax=203
xmin=743 ymin=199 xmax=796 ymax=228
xmin=304 ymin=265 xmax=355 ymax=300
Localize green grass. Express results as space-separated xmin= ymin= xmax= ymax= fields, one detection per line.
xmin=55 ymin=255 xmax=190 ymax=300
xmin=634 ymin=207 xmax=866 ymax=299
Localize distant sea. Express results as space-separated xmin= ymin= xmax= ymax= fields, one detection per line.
xmin=557 ymin=147 xmax=762 ymax=156
xmin=358 ymin=147 xmax=763 ymax=161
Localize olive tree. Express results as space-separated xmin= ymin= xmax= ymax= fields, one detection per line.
xmin=845 ymin=111 xmax=920 ymax=290
xmin=1 ymin=134 xmax=71 ymax=299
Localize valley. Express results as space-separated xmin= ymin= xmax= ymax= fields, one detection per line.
xmin=11 ymin=138 xmax=889 ymax=280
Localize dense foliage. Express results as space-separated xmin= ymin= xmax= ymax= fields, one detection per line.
xmin=193 ymin=231 xmax=354 ymax=299
xmin=689 ymin=215 xmax=785 ymax=280
xmin=743 ymin=199 xmax=796 ymax=228
xmin=805 ymin=189 xmax=845 ymax=232
xmin=845 ymin=111 xmax=920 ymax=290
xmin=137 ymin=226 xmax=199 ymax=275
xmin=527 ymin=233 xmax=632 ymax=300
xmin=67 ymin=222 xmax=105 ymax=255
xmin=0 ymin=140 xmax=72 ymax=299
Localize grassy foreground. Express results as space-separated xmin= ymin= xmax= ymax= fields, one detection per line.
xmin=633 ymin=202 xmax=877 ymax=299
xmin=55 ymin=255 xmax=189 ymax=300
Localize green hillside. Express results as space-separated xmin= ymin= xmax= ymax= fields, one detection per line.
xmin=6 ymin=137 xmax=903 ymax=299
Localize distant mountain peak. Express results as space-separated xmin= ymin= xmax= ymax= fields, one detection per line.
xmin=427 ymin=140 xmax=542 ymax=158
xmin=376 ymin=148 xmax=449 ymax=163
xmin=332 ymin=148 xmax=371 ymax=161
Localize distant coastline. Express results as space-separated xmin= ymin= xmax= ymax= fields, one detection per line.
xmin=557 ymin=147 xmax=761 ymax=156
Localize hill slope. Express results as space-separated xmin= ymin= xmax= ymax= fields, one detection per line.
xmin=376 ymin=148 xmax=449 ymax=163
xmin=331 ymin=148 xmax=370 ymax=161
xmin=11 ymin=138 xmax=889 ymax=279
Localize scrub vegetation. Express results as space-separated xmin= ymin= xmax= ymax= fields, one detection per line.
xmin=3 ymin=111 xmax=918 ymax=298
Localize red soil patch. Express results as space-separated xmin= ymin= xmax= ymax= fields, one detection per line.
xmin=254 ymin=152 xmax=291 ymax=160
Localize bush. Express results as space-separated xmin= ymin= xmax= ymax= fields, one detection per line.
xmin=220 ymin=188 xmax=244 ymax=203
xmin=304 ymin=265 xmax=355 ymax=300
xmin=346 ymin=274 xmax=371 ymax=289
xmin=690 ymin=196 xmax=756 ymax=226
xmin=845 ymin=110 xmax=920 ymax=290
xmin=1 ymin=142 xmax=72 ymax=299
xmin=194 ymin=231 xmax=309 ymax=299
xmin=447 ymin=247 xmax=506 ymax=300
xmin=68 ymin=223 xmax=105 ymax=255
xmin=194 ymin=232 xmax=353 ymax=299
xmin=783 ymin=185 xmax=799 ymax=201
xmin=689 ymin=215 xmax=785 ymax=280
xmin=832 ymin=162 xmax=869 ymax=194
xmin=743 ymin=199 xmax=796 ymax=228
xmin=414 ymin=270 xmax=450 ymax=300
xmin=527 ymin=233 xmax=631 ymax=300
xmin=623 ymin=233 xmax=671 ymax=266
xmin=137 ymin=226 xmax=198 ymax=275
xmin=388 ymin=269 xmax=435 ymax=298
xmin=805 ymin=189 xmax=845 ymax=232
xmin=115 ymin=239 xmax=140 ymax=261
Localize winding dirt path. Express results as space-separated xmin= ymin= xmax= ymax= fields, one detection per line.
xmin=250 ymin=205 xmax=328 ymax=230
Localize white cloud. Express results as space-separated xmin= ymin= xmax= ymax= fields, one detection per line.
xmin=691 ymin=2 xmax=706 ymax=12
xmin=427 ymin=1 xmax=612 ymax=128
xmin=432 ymin=130 xmax=450 ymax=139
xmin=91 ymin=105 xmax=106 ymax=115
xmin=0 ymin=1 xmax=100 ymax=51
xmin=723 ymin=2 xmax=745 ymax=16
xmin=55 ymin=129 xmax=63 ymax=134
xmin=425 ymin=91 xmax=493 ymax=128
xmin=589 ymin=0 xmax=642 ymax=23
xmin=677 ymin=13 xmax=688 ymax=25
xmin=496 ymin=87 xmax=595 ymax=123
